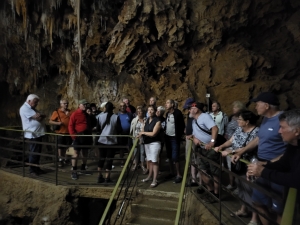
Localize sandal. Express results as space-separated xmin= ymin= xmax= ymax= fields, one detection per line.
xmin=150 ymin=181 xmax=158 ymax=188
xmin=230 ymin=209 xmax=248 ymax=217
xmin=142 ymin=168 xmax=149 ymax=175
xmin=141 ymin=177 xmax=152 ymax=182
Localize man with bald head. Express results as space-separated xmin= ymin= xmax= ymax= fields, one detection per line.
xmin=20 ymin=94 xmax=46 ymax=176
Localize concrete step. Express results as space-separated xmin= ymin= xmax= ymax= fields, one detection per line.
xmin=126 ymin=215 xmax=174 ymax=225
xmin=131 ymin=197 xmax=177 ymax=221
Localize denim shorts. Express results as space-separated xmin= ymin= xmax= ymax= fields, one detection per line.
xmin=252 ymin=177 xmax=284 ymax=214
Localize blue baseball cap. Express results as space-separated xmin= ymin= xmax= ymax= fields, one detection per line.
xmin=183 ymin=98 xmax=195 ymax=109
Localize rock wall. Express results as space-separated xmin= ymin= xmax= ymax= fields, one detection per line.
xmin=0 ymin=0 xmax=300 ymax=125
xmin=0 ymin=170 xmax=113 ymax=225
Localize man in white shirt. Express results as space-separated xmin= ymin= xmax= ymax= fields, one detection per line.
xmin=19 ymin=94 xmax=46 ymax=176
xmin=209 ymin=101 xmax=228 ymax=135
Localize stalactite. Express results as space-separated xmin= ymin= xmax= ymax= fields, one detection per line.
xmin=77 ymin=0 xmax=82 ymax=87
xmin=49 ymin=17 xmax=54 ymax=49
xmin=10 ymin=0 xmax=15 ymax=22
xmin=41 ymin=13 xmax=47 ymax=35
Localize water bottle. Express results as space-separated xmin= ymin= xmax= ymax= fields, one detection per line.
xmin=250 ymin=156 xmax=258 ymax=182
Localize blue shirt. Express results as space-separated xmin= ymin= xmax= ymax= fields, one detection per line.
xmin=192 ymin=113 xmax=215 ymax=144
xmin=118 ymin=112 xmax=133 ymax=134
xmin=258 ymin=113 xmax=286 ymax=161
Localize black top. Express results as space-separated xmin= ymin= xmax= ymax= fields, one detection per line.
xmin=165 ymin=108 xmax=185 ymax=140
xmin=186 ymin=116 xmax=193 ymax=135
xmin=143 ymin=117 xmax=161 ymax=144
xmin=261 ymin=144 xmax=300 ymax=202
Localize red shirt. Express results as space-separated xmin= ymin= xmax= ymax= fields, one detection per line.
xmin=68 ymin=108 xmax=88 ymax=139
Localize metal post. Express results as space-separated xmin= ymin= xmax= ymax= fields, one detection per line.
xmin=22 ymin=136 xmax=25 ymax=177
xmin=55 ymin=135 xmax=58 ymax=186
xmin=219 ymin=154 xmax=222 ymax=225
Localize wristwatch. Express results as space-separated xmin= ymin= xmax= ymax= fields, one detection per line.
xmin=232 ymin=149 xmax=236 ymax=154
xmin=210 ymin=139 xmax=215 ymax=143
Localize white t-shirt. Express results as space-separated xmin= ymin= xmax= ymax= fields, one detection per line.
xmin=166 ymin=113 xmax=175 ymax=136
xmin=19 ymin=102 xmax=46 ymax=139
xmin=209 ymin=111 xmax=228 ymax=135
xmin=192 ymin=113 xmax=215 ymax=144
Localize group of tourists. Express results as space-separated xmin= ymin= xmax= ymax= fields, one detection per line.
xmin=19 ymin=92 xmax=300 ymax=225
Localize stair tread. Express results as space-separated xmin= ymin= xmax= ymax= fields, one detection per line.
xmin=127 ymin=216 xmax=174 ymax=225
xmin=132 ymin=197 xmax=178 ymax=210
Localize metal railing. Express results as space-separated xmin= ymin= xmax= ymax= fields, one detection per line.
xmin=99 ymin=138 xmax=139 ymax=225
xmin=0 ymin=127 xmax=133 ymax=186
xmin=175 ymin=142 xmax=298 ymax=225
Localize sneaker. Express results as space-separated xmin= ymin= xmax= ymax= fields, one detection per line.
xmin=58 ymin=160 xmax=64 ymax=167
xmin=233 ymin=188 xmax=239 ymax=195
xmin=30 ymin=171 xmax=38 ymax=177
xmin=248 ymin=221 xmax=259 ymax=225
xmin=225 ymin=184 xmax=235 ymax=190
xmin=186 ymin=181 xmax=198 ymax=187
xmin=165 ymin=174 xmax=175 ymax=180
xmin=78 ymin=170 xmax=92 ymax=175
xmin=64 ymin=159 xmax=71 ymax=165
xmin=71 ymin=172 xmax=78 ymax=180
xmin=165 ymin=158 xmax=169 ymax=163
xmin=173 ymin=176 xmax=182 ymax=183
xmin=97 ymin=175 xmax=105 ymax=183
xmin=105 ymin=178 xmax=113 ymax=184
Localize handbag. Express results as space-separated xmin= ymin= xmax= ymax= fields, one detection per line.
xmin=232 ymin=127 xmax=257 ymax=174
xmin=194 ymin=120 xmax=226 ymax=146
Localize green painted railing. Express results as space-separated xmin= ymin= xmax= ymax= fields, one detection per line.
xmin=174 ymin=139 xmax=192 ymax=225
xmin=175 ymin=142 xmax=297 ymax=225
xmin=99 ymin=137 xmax=139 ymax=225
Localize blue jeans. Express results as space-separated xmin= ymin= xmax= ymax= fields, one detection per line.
xmin=165 ymin=135 xmax=180 ymax=162
xmin=28 ymin=136 xmax=43 ymax=173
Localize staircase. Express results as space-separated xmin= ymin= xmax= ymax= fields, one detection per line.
xmin=127 ymin=189 xmax=179 ymax=225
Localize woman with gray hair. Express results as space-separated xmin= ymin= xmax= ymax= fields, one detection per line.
xmin=129 ymin=106 xmax=147 ymax=172
xmin=156 ymin=106 xmax=166 ymax=172
xmin=224 ymin=100 xmax=246 ymax=190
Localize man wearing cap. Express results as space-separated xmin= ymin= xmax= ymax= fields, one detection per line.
xmin=190 ymin=102 xmax=220 ymax=202
xmin=68 ymin=99 xmax=93 ymax=180
xmin=232 ymin=92 xmax=285 ymax=225
xmin=183 ymin=98 xmax=200 ymax=187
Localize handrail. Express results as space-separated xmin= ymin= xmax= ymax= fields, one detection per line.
xmin=281 ymin=188 xmax=297 ymax=225
xmin=99 ymin=138 xmax=139 ymax=225
xmin=174 ymin=139 xmax=192 ymax=225
xmin=192 ymin=143 xmax=297 ymax=225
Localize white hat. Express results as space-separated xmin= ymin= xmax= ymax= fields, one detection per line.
xmin=100 ymin=102 xmax=107 ymax=108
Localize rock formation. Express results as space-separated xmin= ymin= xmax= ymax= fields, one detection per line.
xmin=0 ymin=0 xmax=299 ymax=124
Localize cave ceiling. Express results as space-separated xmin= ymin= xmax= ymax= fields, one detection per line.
xmin=0 ymin=0 xmax=300 ymax=125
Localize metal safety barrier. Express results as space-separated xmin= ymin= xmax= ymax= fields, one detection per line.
xmin=175 ymin=140 xmax=298 ymax=225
